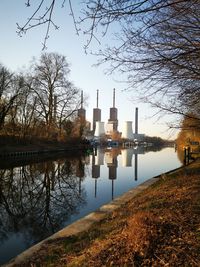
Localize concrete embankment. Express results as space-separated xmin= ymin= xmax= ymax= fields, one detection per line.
xmin=0 ymin=144 xmax=92 ymax=169
xmin=4 ymin=165 xmax=183 ymax=267
xmin=0 ymin=145 xmax=90 ymax=158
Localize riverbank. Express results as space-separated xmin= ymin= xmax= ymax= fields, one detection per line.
xmin=5 ymin=159 xmax=200 ymax=266
xmin=0 ymin=139 xmax=90 ymax=153
xmin=0 ymin=139 xmax=92 ymax=169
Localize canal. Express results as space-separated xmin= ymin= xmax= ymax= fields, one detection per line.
xmin=0 ymin=146 xmax=181 ymax=265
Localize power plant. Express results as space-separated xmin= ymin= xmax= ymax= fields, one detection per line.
xmin=78 ymin=89 xmax=144 ymax=143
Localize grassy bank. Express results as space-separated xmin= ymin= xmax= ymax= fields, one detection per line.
xmin=12 ymin=161 xmax=200 ymax=266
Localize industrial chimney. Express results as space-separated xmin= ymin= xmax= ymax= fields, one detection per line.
xmin=78 ymin=90 xmax=86 ymax=120
xmin=135 ymin=107 xmax=138 ymax=134
xmin=93 ymin=89 xmax=101 ymax=132
xmin=107 ymin=88 xmax=118 ymax=133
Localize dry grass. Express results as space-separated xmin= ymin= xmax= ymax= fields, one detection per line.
xmin=17 ymin=162 xmax=200 ymax=267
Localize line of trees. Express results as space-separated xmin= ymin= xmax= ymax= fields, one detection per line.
xmin=0 ymin=52 xmax=84 ymax=142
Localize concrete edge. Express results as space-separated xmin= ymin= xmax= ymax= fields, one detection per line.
xmin=4 ymin=165 xmax=182 ymax=267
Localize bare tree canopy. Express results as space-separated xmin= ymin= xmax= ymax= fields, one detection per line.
xmin=17 ymin=0 xmax=75 ymax=50
xmin=15 ymin=1 xmax=200 ymax=128
xmin=0 ymin=53 xmax=83 ymax=140
xmin=0 ymin=65 xmax=25 ymax=129
xmin=27 ymin=52 xmax=81 ymax=137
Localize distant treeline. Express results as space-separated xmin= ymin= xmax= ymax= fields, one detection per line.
xmin=144 ymin=136 xmax=174 ymax=147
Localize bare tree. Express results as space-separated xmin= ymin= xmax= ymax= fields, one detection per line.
xmin=16 ymin=84 xmax=38 ymax=138
xmin=29 ymin=52 xmax=81 ymax=138
xmin=17 ymin=0 xmax=76 ymax=50
xmin=0 ymin=65 xmax=25 ymax=131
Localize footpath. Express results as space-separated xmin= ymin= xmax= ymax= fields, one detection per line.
xmin=5 ymin=160 xmax=200 ymax=267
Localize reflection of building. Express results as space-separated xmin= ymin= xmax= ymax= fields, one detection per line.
xmin=92 ymin=162 xmax=100 ymax=179
xmin=105 ymin=150 xmax=118 ymax=199
xmin=91 ymin=150 xmax=104 ymax=197
xmin=105 ymin=152 xmax=118 ymax=180
xmin=75 ymin=158 xmax=85 ymax=195
xmin=121 ymin=147 xmax=145 ymax=180
xmin=90 ymin=147 xmax=145 ymax=199
xmin=121 ymin=149 xmax=134 ymax=167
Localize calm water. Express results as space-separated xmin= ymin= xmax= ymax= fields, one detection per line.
xmin=0 ymin=146 xmax=181 ymax=265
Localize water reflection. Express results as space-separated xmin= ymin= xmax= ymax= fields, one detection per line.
xmin=0 ymin=157 xmax=87 ymax=264
xmin=91 ymin=147 xmax=146 ymax=199
xmin=0 ymin=146 xmax=181 ymax=265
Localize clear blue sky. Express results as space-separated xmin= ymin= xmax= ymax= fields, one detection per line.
xmin=0 ymin=1 xmax=178 ymax=139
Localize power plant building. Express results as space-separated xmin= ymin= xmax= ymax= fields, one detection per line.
xmin=121 ymin=121 xmax=134 ymax=139
xmin=121 ymin=108 xmax=144 ymax=141
xmin=85 ymin=90 xmax=145 ymax=141
xmin=94 ymin=121 xmax=105 ymax=137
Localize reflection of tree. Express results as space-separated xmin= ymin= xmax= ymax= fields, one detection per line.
xmin=0 ymin=157 xmax=87 ymax=246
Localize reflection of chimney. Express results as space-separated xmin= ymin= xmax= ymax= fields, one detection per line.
xmin=134 ymin=154 xmax=138 ymax=181
xmin=92 ymin=154 xmax=100 ymax=178
xmin=105 ymin=151 xmax=118 ymax=200
xmin=135 ymin=107 xmax=138 ymax=134
xmin=91 ymin=150 xmax=104 ymax=198
xmin=111 ymin=180 xmax=114 ymax=200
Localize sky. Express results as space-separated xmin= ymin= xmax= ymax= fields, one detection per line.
xmin=0 ymin=1 xmax=179 ymax=139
